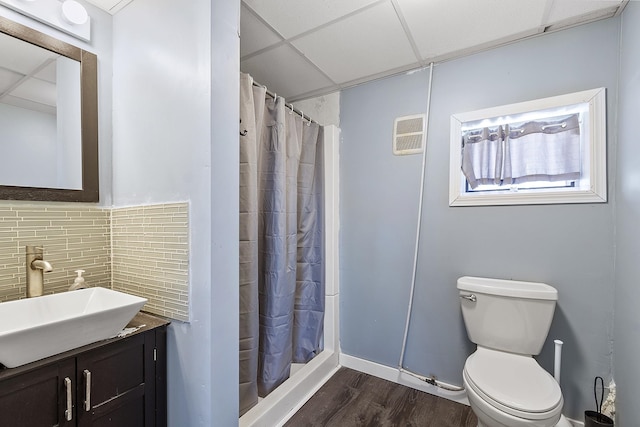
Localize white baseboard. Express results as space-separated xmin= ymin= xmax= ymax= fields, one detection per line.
xmin=339 ymin=353 xmax=469 ymax=405
xmin=339 ymin=353 xmax=585 ymax=427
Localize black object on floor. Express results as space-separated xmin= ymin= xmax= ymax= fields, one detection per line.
xmin=585 ymin=376 xmax=614 ymax=427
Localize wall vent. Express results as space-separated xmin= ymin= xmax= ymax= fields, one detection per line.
xmin=393 ymin=114 xmax=426 ymax=155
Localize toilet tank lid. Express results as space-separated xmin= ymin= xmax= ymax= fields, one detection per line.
xmin=457 ymin=276 xmax=558 ymax=300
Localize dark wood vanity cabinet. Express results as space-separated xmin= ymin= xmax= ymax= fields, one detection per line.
xmin=0 ymin=313 xmax=168 ymax=427
xmin=0 ymin=358 xmax=76 ymax=426
xmin=75 ymin=331 xmax=160 ymax=427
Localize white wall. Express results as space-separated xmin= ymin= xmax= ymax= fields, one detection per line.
xmin=112 ymin=0 xmax=239 ymax=424
xmin=295 ymin=92 xmax=340 ymax=127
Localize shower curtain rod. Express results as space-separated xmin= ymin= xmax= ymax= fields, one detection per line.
xmin=251 ymin=81 xmax=318 ymax=125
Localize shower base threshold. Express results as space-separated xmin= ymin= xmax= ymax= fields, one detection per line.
xmin=240 ymin=350 xmax=340 ymax=427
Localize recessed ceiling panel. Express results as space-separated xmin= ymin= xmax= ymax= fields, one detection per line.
xmin=241 ymin=44 xmax=334 ymax=100
xmin=242 ymin=0 xmax=381 ymax=39
xmin=292 ymin=1 xmax=418 ymax=85
xmin=240 ymin=5 xmax=283 ymax=58
xmin=397 ymin=0 xmax=547 ymax=60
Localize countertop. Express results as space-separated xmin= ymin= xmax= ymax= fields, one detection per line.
xmin=0 ymin=311 xmax=170 ymax=377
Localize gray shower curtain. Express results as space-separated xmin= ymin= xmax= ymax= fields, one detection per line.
xmin=239 ymin=73 xmax=325 ymax=416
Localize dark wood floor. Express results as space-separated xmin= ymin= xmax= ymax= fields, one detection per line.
xmin=284 ymin=368 xmax=477 ymax=427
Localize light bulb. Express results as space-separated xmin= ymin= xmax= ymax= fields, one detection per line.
xmin=61 ymin=0 xmax=88 ymax=25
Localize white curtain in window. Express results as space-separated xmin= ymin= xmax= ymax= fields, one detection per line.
xmin=461 ymin=125 xmax=506 ymax=188
xmin=462 ymin=114 xmax=581 ymax=189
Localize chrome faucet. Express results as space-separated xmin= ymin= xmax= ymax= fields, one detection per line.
xmin=26 ymin=246 xmax=53 ymax=298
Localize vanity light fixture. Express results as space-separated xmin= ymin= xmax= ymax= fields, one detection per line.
xmin=61 ymin=0 xmax=88 ymax=25
xmin=0 ymin=0 xmax=91 ymax=41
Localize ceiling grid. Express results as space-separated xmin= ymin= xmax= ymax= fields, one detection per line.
xmin=81 ymin=0 xmax=628 ymax=102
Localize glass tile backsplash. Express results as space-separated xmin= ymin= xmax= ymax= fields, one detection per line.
xmin=0 ymin=201 xmax=189 ymax=322
xmin=111 ymin=203 xmax=189 ymax=321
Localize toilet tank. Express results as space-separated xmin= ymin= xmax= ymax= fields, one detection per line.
xmin=457 ymin=276 xmax=558 ymax=356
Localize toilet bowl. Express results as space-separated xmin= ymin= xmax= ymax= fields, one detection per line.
xmin=463 ymin=347 xmax=563 ymax=427
xmin=457 ymin=276 xmax=565 ymax=427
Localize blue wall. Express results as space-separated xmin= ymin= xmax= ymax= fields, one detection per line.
xmin=340 ymin=17 xmax=620 ymax=419
xmin=615 ymin=2 xmax=640 ymax=425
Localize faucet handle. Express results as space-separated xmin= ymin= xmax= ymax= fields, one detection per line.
xmin=25 ymin=245 xmax=44 ymax=255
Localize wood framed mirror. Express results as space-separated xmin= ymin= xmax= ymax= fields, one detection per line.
xmin=0 ymin=15 xmax=98 ymax=202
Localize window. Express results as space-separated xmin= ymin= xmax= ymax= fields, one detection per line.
xmin=449 ymin=88 xmax=606 ymax=206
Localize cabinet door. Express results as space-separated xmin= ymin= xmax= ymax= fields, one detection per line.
xmin=0 ymin=359 xmax=76 ymax=427
xmin=76 ymin=332 xmax=156 ymax=427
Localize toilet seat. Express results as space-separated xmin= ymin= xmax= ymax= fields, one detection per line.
xmin=464 ymin=347 xmax=563 ymax=420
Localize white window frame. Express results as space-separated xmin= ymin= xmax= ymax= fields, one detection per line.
xmin=449 ymin=88 xmax=607 ymax=206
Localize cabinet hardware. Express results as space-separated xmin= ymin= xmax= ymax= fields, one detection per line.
xmin=83 ymin=369 xmax=91 ymax=411
xmin=64 ymin=377 xmax=73 ymax=421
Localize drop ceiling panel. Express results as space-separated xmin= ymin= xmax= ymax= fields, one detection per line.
xmin=241 ymin=44 xmax=334 ymax=100
xmin=292 ymin=1 xmax=418 ymax=85
xmin=0 ymin=33 xmax=57 ymax=75
xmin=243 ymin=0 xmax=382 ymax=39
xmin=240 ymin=5 xmax=283 ymax=57
xmin=34 ymin=61 xmax=56 ymax=84
xmin=546 ymin=0 xmax=622 ymax=25
xmin=84 ymin=0 xmax=134 ymax=14
xmin=83 ymin=0 xmax=626 ymax=102
xmin=10 ymin=77 xmax=56 ymax=106
xmin=0 ymin=68 xmax=21 ymax=93
xmin=1 ymin=94 xmax=54 ymax=114
xmin=84 ymin=0 xmax=121 ymax=10
xmin=398 ymin=0 xmax=548 ymax=60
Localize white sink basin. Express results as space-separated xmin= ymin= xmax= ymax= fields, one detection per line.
xmin=0 ymin=287 xmax=147 ymax=368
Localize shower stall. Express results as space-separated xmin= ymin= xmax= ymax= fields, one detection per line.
xmin=239 ymin=73 xmax=340 ymax=425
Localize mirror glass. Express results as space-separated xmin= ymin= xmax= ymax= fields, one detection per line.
xmin=0 ymin=31 xmax=82 ymax=189
xmin=0 ymin=16 xmax=98 ymax=202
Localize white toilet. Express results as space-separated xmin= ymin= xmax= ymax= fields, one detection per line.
xmin=457 ymin=276 xmax=564 ymax=427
